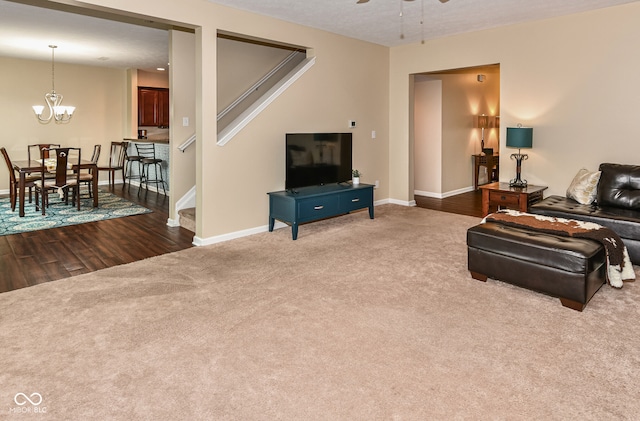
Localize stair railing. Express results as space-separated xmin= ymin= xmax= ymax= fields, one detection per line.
xmin=177 ymin=133 xmax=196 ymax=152
xmin=217 ymin=50 xmax=302 ymax=122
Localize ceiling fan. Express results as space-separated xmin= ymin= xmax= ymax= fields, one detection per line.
xmin=357 ymin=0 xmax=449 ymax=3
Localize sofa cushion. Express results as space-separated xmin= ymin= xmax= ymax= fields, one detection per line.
xmin=566 ymin=168 xmax=601 ymax=205
xmin=529 ymin=195 xmax=640 ymax=239
xmin=597 ymin=163 xmax=640 ymax=209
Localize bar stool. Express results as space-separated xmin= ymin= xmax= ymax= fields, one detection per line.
xmin=124 ymin=144 xmax=142 ymax=189
xmin=135 ymin=143 xmax=166 ymax=195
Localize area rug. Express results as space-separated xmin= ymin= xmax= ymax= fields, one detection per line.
xmin=0 ymin=190 xmax=151 ymax=235
xmin=1 ymin=205 xmax=639 ymax=420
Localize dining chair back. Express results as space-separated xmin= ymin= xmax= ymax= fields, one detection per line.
xmin=79 ymin=144 xmax=101 ymax=197
xmin=97 ymin=141 xmax=127 ymax=189
xmin=28 ymin=144 xmax=61 ymax=161
xmin=2 ymin=147 xmax=38 ymax=212
xmin=90 ymin=144 xmax=102 ymax=164
xmin=35 ymin=147 xmax=82 ymax=215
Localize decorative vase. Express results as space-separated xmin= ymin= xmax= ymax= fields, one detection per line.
xmin=352 ymin=176 xmax=360 ymax=185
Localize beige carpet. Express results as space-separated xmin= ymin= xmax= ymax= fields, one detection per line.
xmin=2 ymin=205 xmax=639 ymax=420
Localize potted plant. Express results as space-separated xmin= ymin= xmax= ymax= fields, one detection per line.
xmin=352 ymin=169 xmax=361 ymax=185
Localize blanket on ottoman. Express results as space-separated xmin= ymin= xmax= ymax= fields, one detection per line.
xmin=483 ymin=210 xmax=635 ymax=288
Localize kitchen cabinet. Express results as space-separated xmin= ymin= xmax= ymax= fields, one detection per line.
xmin=138 ymin=87 xmax=169 ymax=127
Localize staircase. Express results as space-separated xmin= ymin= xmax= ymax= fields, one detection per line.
xmin=178 ymin=207 xmax=196 ymax=233
xmin=173 ymin=39 xmax=315 ymax=233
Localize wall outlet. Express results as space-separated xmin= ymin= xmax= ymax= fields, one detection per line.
xmin=375 ymin=180 xmax=379 ymax=189
xmin=182 ymin=117 xmax=189 ymax=127
xmin=371 ymin=130 xmax=376 ymax=139
xmin=348 ymin=120 xmax=356 ymax=128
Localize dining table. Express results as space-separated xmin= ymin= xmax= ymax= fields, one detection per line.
xmin=12 ymin=159 xmax=99 ymax=217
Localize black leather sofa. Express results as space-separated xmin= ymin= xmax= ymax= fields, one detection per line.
xmin=529 ymin=163 xmax=640 ymax=264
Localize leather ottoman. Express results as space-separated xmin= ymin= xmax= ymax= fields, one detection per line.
xmin=467 ymin=222 xmax=606 ymax=311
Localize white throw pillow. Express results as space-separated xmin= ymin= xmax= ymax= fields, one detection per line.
xmin=566 ymin=168 xmax=601 ymax=205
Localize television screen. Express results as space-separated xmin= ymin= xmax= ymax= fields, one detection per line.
xmin=285 ymin=133 xmax=352 ymax=190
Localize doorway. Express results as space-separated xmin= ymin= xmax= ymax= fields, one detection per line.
xmin=412 ymin=64 xmax=500 ymax=207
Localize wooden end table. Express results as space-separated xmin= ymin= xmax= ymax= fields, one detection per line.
xmin=479 ymin=182 xmax=547 ymax=216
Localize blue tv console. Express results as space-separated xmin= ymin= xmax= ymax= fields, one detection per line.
xmin=268 ymin=183 xmax=374 ymax=240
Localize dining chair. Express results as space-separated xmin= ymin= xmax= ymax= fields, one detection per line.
xmin=27 ymin=143 xmax=61 ymax=161
xmin=34 ymin=147 xmax=82 ymax=215
xmin=78 ymin=144 xmax=101 ymax=198
xmin=1 ymin=147 xmax=39 ymax=212
xmin=97 ymin=141 xmax=127 ymax=189
xmin=135 ymin=142 xmax=166 ymax=195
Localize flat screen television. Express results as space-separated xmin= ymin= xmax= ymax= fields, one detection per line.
xmin=285 ymin=133 xmax=352 ymax=190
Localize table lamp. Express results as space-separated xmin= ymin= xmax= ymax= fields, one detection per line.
xmin=475 ymin=114 xmax=490 ymax=154
xmin=506 ymin=124 xmax=533 ymax=188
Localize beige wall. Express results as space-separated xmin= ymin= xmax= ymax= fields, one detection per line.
xmin=0 ymin=56 xmax=126 ymax=186
xmin=169 ymin=29 xmax=196 ymax=221
xmin=75 ymin=0 xmax=390 ymax=241
xmin=9 ymin=1 xmax=633 ymax=241
xmin=217 ymin=37 xmax=292 ymax=111
xmin=138 ymin=70 xmax=169 ymax=88
xmin=391 ymin=2 xmax=640 ymax=202
xmin=413 ymin=77 xmax=442 ymax=195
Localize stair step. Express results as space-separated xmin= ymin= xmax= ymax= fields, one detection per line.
xmin=178 ymin=207 xmax=195 ymax=233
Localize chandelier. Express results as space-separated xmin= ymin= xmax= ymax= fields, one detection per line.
xmin=32 ymin=45 xmax=75 ymax=124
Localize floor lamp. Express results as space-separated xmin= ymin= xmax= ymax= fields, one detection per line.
xmin=506 ymin=124 xmax=533 ymax=188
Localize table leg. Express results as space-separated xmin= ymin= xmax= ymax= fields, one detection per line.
xmin=269 ymin=217 xmax=275 ymax=232
xmin=519 ymin=193 xmax=528 ymax=213
xmin=481 ymin=188 xmax=490 ymax=216
xmin=292 ymin=223 xmax=299 ymax=240
xmin=19 ymin=172 xmax=26 ymax=217
xmin=92 ymin=165 xmax=98 ymax=207
xmin=474 ymin=160 xmax=480 ymax=190
xmin=368 ymin=205 xmax=374 ymax=219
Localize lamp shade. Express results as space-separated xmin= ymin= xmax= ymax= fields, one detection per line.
xmin=475 ymin=115 xmax=490 ymax=129
xmin=506 ymin=127 xmax=533 ymax=149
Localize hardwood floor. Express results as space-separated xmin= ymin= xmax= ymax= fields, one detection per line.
xmin=0 ymin=184 xmax=483 ymax=294
xmin=414 ymin=189 xmax=484 ymax=218
xmin=0 ymin=184 xmax=194 ymax=294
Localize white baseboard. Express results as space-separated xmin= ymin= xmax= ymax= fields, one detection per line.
xmin=388 ymin=198 xmax=416 ymax=207
xmin=175 ymin=186 xmax=196 ymax=213
xmin=123 ymin=179 xmax=169 ymax=195
xmin=166 ymin=218 xmax=180 ymax=227
xmin=192 ymin=200 xmax=390 ymax=246
xmin=414 ymin=186 xmax=474 ymax=199
xmin=193 ymin=221 xmax=287 ymax=246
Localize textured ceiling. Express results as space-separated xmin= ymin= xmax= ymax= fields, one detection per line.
xmin=207 ymin=0 xmax=640 ymax=47
xmin=0 ymin=0 xmax=638 ymax=70
xmin=0 ymin=0 xmax=169 ymax=70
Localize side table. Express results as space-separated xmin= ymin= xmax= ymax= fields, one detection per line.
xmin=473 ymin=154 xmax=500 ymax=190
xmin=479 ymin=182 xmax=547 ymax=216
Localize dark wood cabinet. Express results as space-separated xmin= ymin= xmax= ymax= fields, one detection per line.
xmin=138 ymin=87 xmax=169 ymax=127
